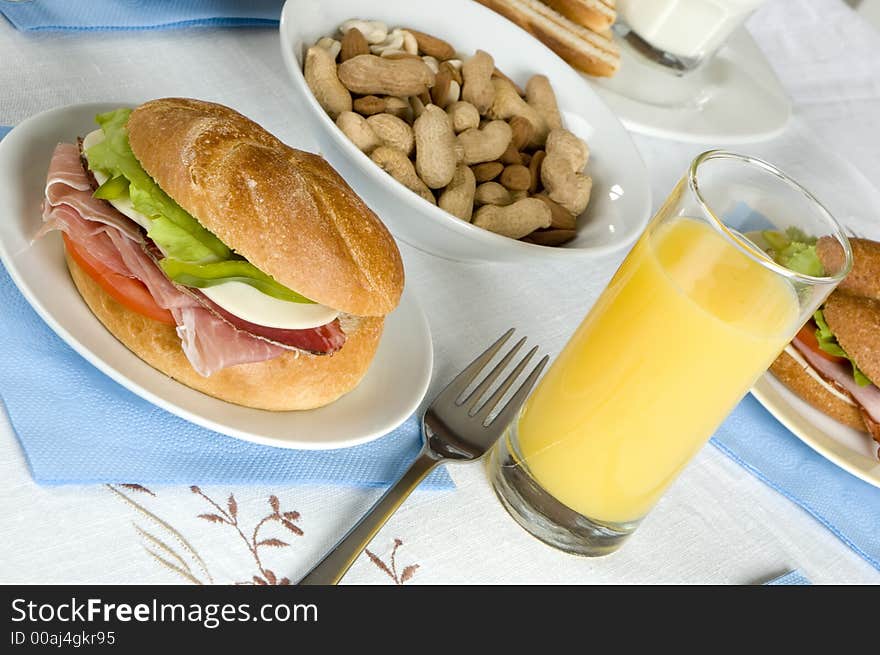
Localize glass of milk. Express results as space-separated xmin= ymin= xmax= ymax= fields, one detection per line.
xmin=616 ymin=0 xmax=767 ymax=73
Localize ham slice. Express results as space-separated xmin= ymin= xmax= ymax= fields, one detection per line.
xmin=792 ymin=335 xmax=880 ymax=440
xmin=41 ymin=143 xmax=143 ymax=242
xmin=41 ymin=143 xmax=344 ymax=376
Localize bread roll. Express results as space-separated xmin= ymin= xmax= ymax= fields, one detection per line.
xmin=769 ymin=349 xmax=866 ymax=431
xmin=127 ymin=98 xmax=404 ymax=317
xmin=66 ymin=252 xmax=385 ymax=411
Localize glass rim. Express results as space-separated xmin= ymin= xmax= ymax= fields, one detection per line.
xmin=687 ymin=150 xmax=853 ymax=285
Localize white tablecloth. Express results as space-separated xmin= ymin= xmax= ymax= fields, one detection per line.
xmin=1 ymin=0 xmax=878 ymax=584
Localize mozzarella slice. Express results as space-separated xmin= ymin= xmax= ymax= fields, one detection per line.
xmin=82 ymin=129 xmax=152 ymax=231
xmin=201 ymin=282 xmax=338 ymax=330
xmin=82 ymin=129 xmax=338 ymax=330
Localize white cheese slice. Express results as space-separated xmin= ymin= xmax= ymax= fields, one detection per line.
xmin=82 ymin=129 xmax=153 ymax=231
xmin=201 ymin=282 xmax=338 ymax=330
xmin=81 ymin=129 xmax=338 ymax=330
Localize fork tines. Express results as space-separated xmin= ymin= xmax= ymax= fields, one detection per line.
xmin=438 ymin=329 xmax=549 ymax=427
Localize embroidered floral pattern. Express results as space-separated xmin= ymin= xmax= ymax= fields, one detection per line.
xmin=191 ymin=486 xmax=304 ymax=585
xmin=365 ymin=538 xmax=420 ymax=585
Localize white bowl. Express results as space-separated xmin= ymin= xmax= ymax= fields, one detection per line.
xmin=279 ymin=0 xmax=651 ymax=262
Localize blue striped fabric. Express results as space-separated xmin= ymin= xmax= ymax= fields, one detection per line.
xmin=0 ymin=0 xmax=282 ymax=32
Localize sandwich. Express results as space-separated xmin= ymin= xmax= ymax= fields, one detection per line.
xmin=39 ymin=98 xmax=404 ymax=411
xmin=767 ymin=234 xmax=880 ymax=456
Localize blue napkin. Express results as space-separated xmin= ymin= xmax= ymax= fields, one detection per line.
xmin=0 ymin=263 xmax=450 ymax=488
xmin=711 ymin=399 xmax=880 ymax=571
xmin=0 ymin=0 xmax=282 ymax=32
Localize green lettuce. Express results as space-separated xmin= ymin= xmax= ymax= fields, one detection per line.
xmin=762 ymin=228 xmax=824 ymax=277
xmin=84 ymin=109 xmax=313 ymax=304
xmin=85 ymin=108 xmax=231 ymax=263
xmin=158 ymin=259 xmax=313 ymax=304
xmin=814 ymin=309 xmax=872 ymax=386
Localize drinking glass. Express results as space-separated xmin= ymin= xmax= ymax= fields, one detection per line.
xmin=615 ymin=0 xmax=768 ymax=74
xmin=489 ymin=150 xmax=853 ymax=556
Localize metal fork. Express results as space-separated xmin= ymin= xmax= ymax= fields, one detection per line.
xmin=298 ymin=329 xmax=548 ymax=585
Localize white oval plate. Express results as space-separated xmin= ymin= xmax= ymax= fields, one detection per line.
xmin=279 ymin=0 xmax=651 ymax=263
xmin=0 ymin=102 xmax=433 ymax=450
xmin=592 ymin=28 xmax=791 ymax=144
xmin=751 ymin=375 xmax=880 ymax=488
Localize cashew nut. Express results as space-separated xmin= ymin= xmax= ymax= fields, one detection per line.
xmin=366 ymin=113 xmax=415 ymax=155
xmin=439 ymin=164 xmax=476 ymax=221
xmin=316 ymin=36 xmax=342 ymax=61
xmin=414 ymin=104 xmax=458 ymax=189
xmin=526 ymin=74 xmax=563 ymax=131
xmin=370 ymin=28 xmax=417 ymax=55
xmin=371 ymin=146 xmax=435 ymax=204
xmin=541 ymin=128 xmax=592 ymax=216
xmin=340 ymin=19 xmax=388 ymax=44
xmin=472 ymin=198 xmax=551 ymax=238
xmin=304 ymin=45 xmax=352 ymax=119
xmin=422 ymin=56 xmax=440 ymax=74
xmin=447 ymin=101 xmax=480 ymax=133
xmin=338 ymin=54 xmax=435 ymax=97
xmin=461 ymin=50 xmax=496 ymax=114
xmin=486 ymin=77 xmax=547 ymax=147
xmin=457 ymin=120 xmax=512 ymax=165
xmin=336 ymin=111 xmax=381 ymax=153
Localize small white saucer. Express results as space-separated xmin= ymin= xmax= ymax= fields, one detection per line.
xmin=591 ymin=28 xmax=791 ymax=144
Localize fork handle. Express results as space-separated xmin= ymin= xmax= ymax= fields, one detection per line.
xmin=297 ymin=449 xmax=440 ymax=585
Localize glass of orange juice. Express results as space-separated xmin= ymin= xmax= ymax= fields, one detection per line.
xmin=489 ymin=150 xmax=853 ymax=556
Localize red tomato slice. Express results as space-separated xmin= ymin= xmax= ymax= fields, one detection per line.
xmin=63 ymin=233 xmax=175 ymax=325
xmin=795 ymin=321 xmax=844 ymax=364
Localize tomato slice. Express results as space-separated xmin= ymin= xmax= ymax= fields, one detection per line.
xmin=795 ymin=321 xmax=844 ymax=363
xmin=63 ymin=233 xmax=175 ymax=325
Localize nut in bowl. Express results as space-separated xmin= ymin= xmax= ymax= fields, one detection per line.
xmin=280 ymin=0 xmax=651 ymax=262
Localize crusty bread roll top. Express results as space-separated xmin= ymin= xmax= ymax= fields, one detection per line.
xmin=127 ymin=98 xmax=405 ymax=318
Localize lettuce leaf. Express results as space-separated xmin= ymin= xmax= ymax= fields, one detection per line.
xmin=814 ymin=309 xmax=873 ymax=386
xmin=159 ymin=259 xmax=314 ymax=304
xmin=85 ymin=108 xmax=231 ymax=263
xmin=762 ymin=228 xmax=824 ymax=277
xmin=83 ymin=109 xmax=313 ymax=305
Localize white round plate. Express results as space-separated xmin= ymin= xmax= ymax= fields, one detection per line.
xmin=592 ymin=28 xmax=791 ymax=144
xmin=279 ymin=0 xmax=651 ymax=263
xmin=751 ymin=375 xmax=880 ymax=488
xmin=0 ymin=102 xmax=433 ymax=450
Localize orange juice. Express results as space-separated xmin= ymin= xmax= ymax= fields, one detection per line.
xmin=515 ymin=217 xmax=800 ymax=523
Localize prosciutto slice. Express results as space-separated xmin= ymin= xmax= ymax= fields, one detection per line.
xmin=792 ymin=334 xmax=880 ymax=441
xmin=41 ymin=143 xmax=343 ymax=376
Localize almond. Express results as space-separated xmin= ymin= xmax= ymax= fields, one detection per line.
xmin=340 ymin=28 xmax=369 ymax=62
xmin=471 ymin=161 xmax=504 ymax=182
xmin=406 ymin=28 xmax=456 ymax=60
xmin=522 ymin=228 xmax=577 ymax=246
xmin=353 ymin=95 xmax=387 ymax=116
xmin=499 ymin=142 xmax=522 ymax=165
xmin=509 ymin=115 xmax=534 ymax=151
xmin=528 ymin=150 xmax=546 ymax=193
xmin=535 ymin=194 xmax=576 ymax=229
xmin=499 ymin=164 xmax=531 ymax=191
